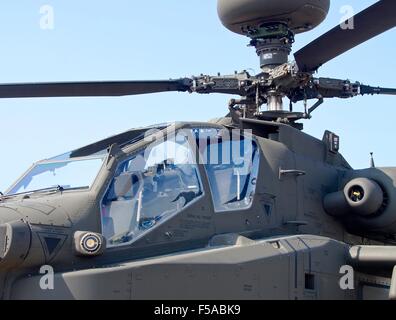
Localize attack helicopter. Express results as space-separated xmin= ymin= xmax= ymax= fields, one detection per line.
xmin=1 ymin=0 xmax=396 ymax=300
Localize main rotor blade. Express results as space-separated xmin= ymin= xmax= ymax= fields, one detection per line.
xmin=0 ymin=79 xmax=192 ymax=98
xmin=295 ymin=0 xmax=396 ymax=72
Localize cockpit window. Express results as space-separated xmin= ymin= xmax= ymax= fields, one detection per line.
xmin=7 ymin=156 xmax=105 ymax=195
xmin=101 ymin=131 xmax=203 ymax=247
xmin=50 ymin=149 xmax=108 ymax=161
xmin=193 ymin=128 xmax=260 ymax=212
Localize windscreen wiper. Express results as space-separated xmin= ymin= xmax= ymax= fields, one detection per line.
xmin=7 ymin=185 xmax=89 ymax=197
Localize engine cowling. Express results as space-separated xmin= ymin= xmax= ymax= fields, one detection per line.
xmin=324 ymin=168 xmax=396 ymax=234
xmin=324 ymin=178 xmax=384 ymax=217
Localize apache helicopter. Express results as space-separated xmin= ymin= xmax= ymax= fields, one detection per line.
xmin=1 ymin=0 xmax=396 ymax=300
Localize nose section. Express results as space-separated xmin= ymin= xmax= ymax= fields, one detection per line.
xmin=0 ymin=205 xmax=26 ymax=299
xmin=0 ymin=206 xmax=32 ymax=269
xmin=0 ymin=206 xmax=22 ymax=225
xmin=0 ymin=210 xmax=32 ymax=299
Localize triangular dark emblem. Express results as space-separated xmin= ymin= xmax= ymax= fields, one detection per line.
xmin=44 ymin=237 xmax=61 ymax=256
xmin=38 ymin=233 xmax=67 ymax=262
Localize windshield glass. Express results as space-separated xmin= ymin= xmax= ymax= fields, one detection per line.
xmin=101 ymin=131 xmax=204 ymax=247
xmin=6 ymin=156 xmax=105 ymax=195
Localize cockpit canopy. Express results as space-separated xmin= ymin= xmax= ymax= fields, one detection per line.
xmin=6 ymin=124 xmax=169 ymax=196
xmin=101 ymin=127 xmax=260 ymax=247
xmin=6 ymin=155 xmax=105 ymax=195
xmin=4 ymin=124 xmax=261 ymax=251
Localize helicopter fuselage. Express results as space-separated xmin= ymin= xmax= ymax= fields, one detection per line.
xmin=1 ymin=119 xmax=395 ymax=299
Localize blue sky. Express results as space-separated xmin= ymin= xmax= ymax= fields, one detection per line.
xmin=0 ymin=0 xmax=395 ymax=191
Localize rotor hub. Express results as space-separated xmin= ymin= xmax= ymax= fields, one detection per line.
xmin=244 ymin=23 xmax=295 ymax=113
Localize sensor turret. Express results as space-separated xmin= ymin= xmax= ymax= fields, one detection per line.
xmin=217 ymin=0 xmax=330 ymax=36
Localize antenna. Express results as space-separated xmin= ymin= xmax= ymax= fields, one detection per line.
xmin=370 ymin=152 xmax=376 ymax=168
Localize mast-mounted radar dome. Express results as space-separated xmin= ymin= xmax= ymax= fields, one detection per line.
xmin=217 ymin=0 xmax=330 ymax=36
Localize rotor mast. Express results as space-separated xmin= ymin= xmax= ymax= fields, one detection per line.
xmin=248 ymin=23 xmax=295 ymax=112
xmin=217 ymin=0 xmax=331 ymax=116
